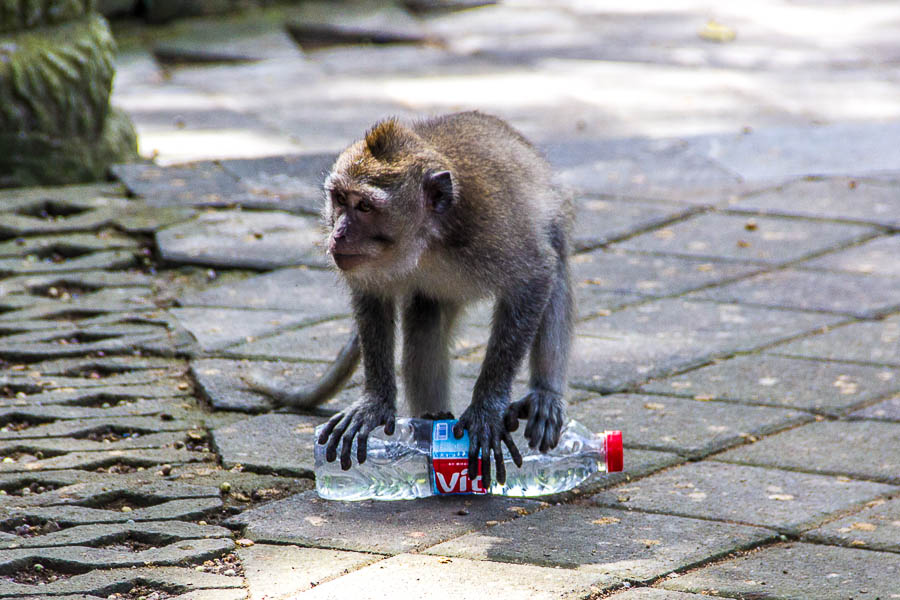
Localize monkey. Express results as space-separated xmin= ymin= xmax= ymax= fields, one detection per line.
xmin=244 ymin=111 xmax=574 ymax=490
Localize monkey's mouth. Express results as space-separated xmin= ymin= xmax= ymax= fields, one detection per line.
xmin=332 ymin=253 xmax=370 ymax=270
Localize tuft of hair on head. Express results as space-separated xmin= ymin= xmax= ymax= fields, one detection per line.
xmin=364 ymin=117 xmax=417 ymax=161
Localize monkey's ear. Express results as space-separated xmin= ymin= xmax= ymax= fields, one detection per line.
xmin=424 ymin=170 xmax=454 ymax=214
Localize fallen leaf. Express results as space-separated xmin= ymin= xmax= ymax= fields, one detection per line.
xmin=768 ymin=494 xmax=794 ymax=501
xmin=638 ymin=539 xmax=661 ymax=547
xmin=591 ymin=517 xmax=620 ymax=526
xmin=644 ymin=402 xmax=666 ymax=410
xmin=850 ymin=522 xmax=877 ymax=532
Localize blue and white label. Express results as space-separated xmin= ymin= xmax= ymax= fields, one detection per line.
xmin=431 ymin=420 xmax=485 ymax=495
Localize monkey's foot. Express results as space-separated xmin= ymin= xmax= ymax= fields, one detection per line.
xmin=421 ymin=411 xmax=455 ymax=420
xmin=504 ymin=388 xmax=566 ymax=453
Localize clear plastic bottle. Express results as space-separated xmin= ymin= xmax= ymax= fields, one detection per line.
xmin=314 ymin=418 xmax=623 ymax=501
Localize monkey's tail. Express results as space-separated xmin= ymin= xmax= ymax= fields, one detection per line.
xmin=240 ymin=331 xmax=361 ymax=408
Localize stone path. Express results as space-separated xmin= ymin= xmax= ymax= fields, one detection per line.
xmin=1 ymin=1 xmax=899 ymax=598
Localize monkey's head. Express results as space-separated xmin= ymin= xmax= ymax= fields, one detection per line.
xmin=323 ymin=118 xmax=456 ymax=286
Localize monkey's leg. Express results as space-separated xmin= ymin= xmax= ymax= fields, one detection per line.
xmin=453 ymin=271 xmax=552 ymax=489
xmin=506 ymin=240 xmax=573 ymax=453
xmin=402 ymin=294 xmax=459 ymax=418
xmin=318 ymin=292 xmax=398 ymax=470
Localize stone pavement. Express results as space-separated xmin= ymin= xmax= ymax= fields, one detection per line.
xmin=1 ymin=1 xmax=900 ymax=598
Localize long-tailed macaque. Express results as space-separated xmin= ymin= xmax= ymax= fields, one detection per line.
xmin=246 ymin=111 xmax=573 ymax=489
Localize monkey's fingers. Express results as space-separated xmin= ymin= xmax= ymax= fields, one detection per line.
xmin=452 ymin=421 xmax=466 ymax=440
xmin=318 ymin=411 xmax=345 ymax=446
xmin=356 ymin=423 xmax=376 ymax=465
xmin=492 ymin=437 xmax=506 ymax=486
xmin=528 ymin=412 xmax=547 ymax=451
xmin=502 ymin=431 xmax=523 ymax=468
xmin=504 ymin=400 xmax=527 ymax=432
xmin=324 ymin=413 xmax=352 ymax=463
xmin=339 ymin=419 xmax=364 ymax=471
xmin=479 ymin=436 xmax=492 ymax=492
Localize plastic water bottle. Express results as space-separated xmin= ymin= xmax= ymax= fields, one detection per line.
xmin=314 ymin=418 xmax=623 ymax=501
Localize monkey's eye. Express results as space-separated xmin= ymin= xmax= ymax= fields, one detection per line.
xmin=333 ymin=192 xmax=347 ymax=206
xmin=356 ymin=200 xmax=372 ymax=213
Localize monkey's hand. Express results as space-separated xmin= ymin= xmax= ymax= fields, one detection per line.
xmin=453 ymin=402 xmax=523 ymax=491
xmin=318 ymin=396 xmax=396 ymax=471
xmin=504 ymin=388 xmax=566 ymax=453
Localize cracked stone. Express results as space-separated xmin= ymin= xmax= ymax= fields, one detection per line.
xmin=227 ymin=489 xmax=544 ymax=555
xmin=0 ymin=416 xmax=197 ymax=441
xmin=613 ymin=212 xmax=876 ymax=264
xmin=223 ymin=318 xmax=354 ymax=362
xmin=0 ymin=497 xmax=225 ymax=525
xmin=768 ymin=314 xmax=900 ymax=366
xmin=112 ymin=161 xmax=243 ymax=208
xmin=218 ymin=153 xmax=339 ymax=214
xmin=851 ymin=395 xmax=900 ymax=421
xmin=640 ymin=353 xmax=900 ymax=416
xmin=0 ymin=269 xmax=152 ymax=296
xmin=0 ymin=250 xmax=137 ymax=275
xmin=171 ymin=307 xmax=320 ymax=352
xmin=425 ymin=504 xmax=772 ymax=583
xmin=0 ymin=384 xmax=192 ymax=410
xmin=0 ymin=232 xmax=138 ymax=259
xmin=715 ymin=420 xmax=900 ymax=484
xmin=592 ymin=461 xmax=896 ymax=535
xmin=0 ymin=447 xmax=213 ymax=474
xmin=661 ymin=542 xmax=900 ymax=599
xmin=156 ymin=210 xmax=326 ymax=269
xmin=569 ymin=393 xmax=810 ymax=458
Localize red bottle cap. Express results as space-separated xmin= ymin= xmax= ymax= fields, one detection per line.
xmin=605 ymin=431 xmax=623 ymax=473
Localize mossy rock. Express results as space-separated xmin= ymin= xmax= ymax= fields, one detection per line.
xmin=0 ymin=15 xmax=114 ymax=138
xmin=0 ymin=0 xmax=96 ymax=33
xmin=0 ymin=107 xmax=139 ymax=187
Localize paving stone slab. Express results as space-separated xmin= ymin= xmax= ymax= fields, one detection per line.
xmin=0 ymin=269 xmax=152 ymax=296
xmin=660 ymin=542 xmax=900 ymax=599
xmin=0 ymin=416 xmax=197 ymax=441
xmin=571 ymin=248 xmax=764 ymax=298
xmin=0 ymin=185 xmax=124 ymax=213
xmin=425 ymin=504 xmax=773 ymax=583
xmin=1 ymin=497 xmax=225 ymax=525
xmin=299 ymin=552 xmax=611 ymax=600
xmin=570 ymin=197 xmax=698 ymax=252
xmin=769 ymin=314 xmax=900 ymax=366
xmin=687 ymin=268 xmax=900 ymax=318
xmin=803 ymin=497 xmax=900 ymax=553
xmin=227 ymin=489 xmax=544 ymax=555
xmin=213 ymin=412 xmax=325 ymax=476
xmin=592 ymin=461 xmax=897 ymax=534
xmin=0 ymin=518 xmax=231 ymax=549
xmin=568 ymin=393 xmax=810 ymax=458
xmin=171 ymin=307 xmax=319 ymax=351
xmin=612 ymin=212 xmax=877 ymax=265
xmin=1 ymin=369 xmax=186 ymax=390
xmin=0 ymin=384 xmax=192 ymax=410
xmin=571 ymin=300 xmax=843 ymax=393
xmin=0 ymin=537 xmax=233 ymax=569
xmin=239 ymin=544 xmax=377 ymax=600
xmin=191 ymin=358 xmax=356 ymax=413
xmin=156 ymin=210 xmax=326 ymax=270
xmin=0 ymin=447 xmax=213 ymax=474
xmin=850 ymin=394 xmax=900 ymax=421
xmin=715 ymin=420 xmax=900 ymax=484
xmin=544 ymin=136 xmax=742 ymax=203
xmin=0 ymin=232 xmax=139 ymax=259
xmin=605 ymin=591 xmax=707 ymax=600
xmin=0 ymin=430 xmax=185 ymax=455
xmin=218 ymin=153 xmax=338 ymax=214
xmin=0 ymin=565 xmax=241 ymax=597
xmin=15 ymin=356 xmax=185 ymax=377
xmin=223 ymin=317 xmax=354 ymax=362
xmin=0 ymin=250 xmax=138 ymax=276
xmin=802 ymin=234 xmax=900 ymax=276
xmin=0 ymin=399 xmax=196 ymax=423
xmin=690 ymin=121 xmax=900 ymax=182
xmin=179 ymin=266 xmax=348 ymax=315
xmin=0 ymin=332 xmax=169 ymax=361
xmin=726 ymin=176 xmax=900 ymax=228
xmin=111 ymin=161 xmax=243 ymax=208
xmin=640 ymin=353 xmax=899 ymax=416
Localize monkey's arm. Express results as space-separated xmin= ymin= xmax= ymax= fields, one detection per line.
xmin=317 ymin=293 xmax=397 ymax=470
xmin=240 ymin=333 xmax=360 ymax=408
xmin=453 ymin=275 xmax=553 ymax=489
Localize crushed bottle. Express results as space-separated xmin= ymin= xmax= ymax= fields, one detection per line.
xmin=314 ymin=418 xmax=623 ymax=501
